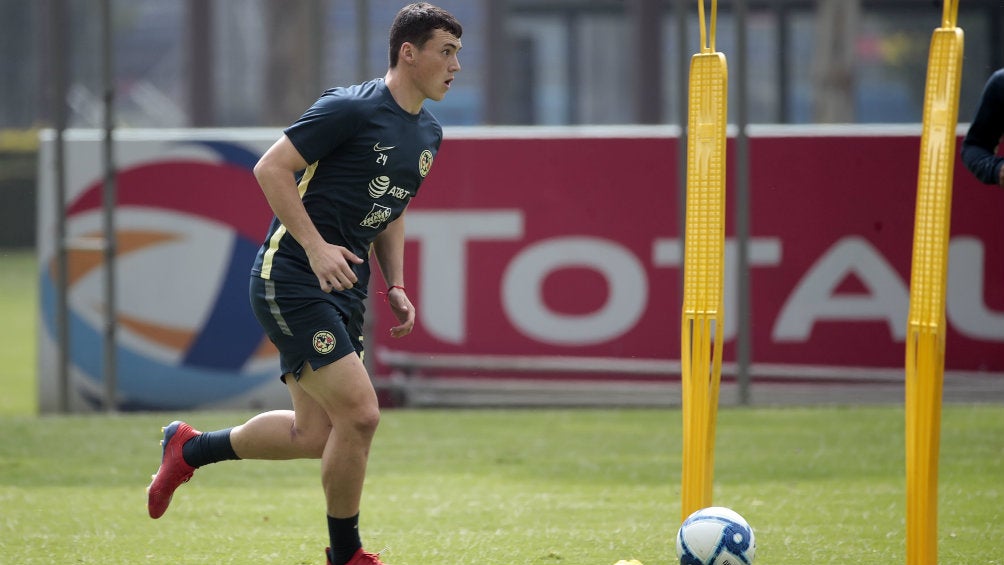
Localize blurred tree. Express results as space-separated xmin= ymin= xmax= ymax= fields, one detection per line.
xmin=263 ymin=0 xmax=324 ymax=126
xmin=812 ymin=0 xmax=860 ymax=122
xmin=187 ymin=0 xmax=213 ymax=126
xmin=0 ymin=1 xmax=36 ymax=128
xmin=629 ymin=0 xmax=663 ymax=124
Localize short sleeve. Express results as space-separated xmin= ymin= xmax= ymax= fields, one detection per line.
xmin=283 ymin=90 xmax=366 ymax=165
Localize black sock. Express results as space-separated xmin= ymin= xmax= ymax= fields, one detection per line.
xmin=180 ymin=428 xmax=240 ymax=468
xmin=327 ymin=513 xmax=362 ymax=565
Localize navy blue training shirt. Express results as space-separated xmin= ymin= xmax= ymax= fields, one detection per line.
xmin=251 ymin=78 xmax=443 ymax=299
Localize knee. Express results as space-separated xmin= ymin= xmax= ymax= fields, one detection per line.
xmin=292 ymin=421 xmax=331 ymax=459
xmin=350 ymin=406 xmax=381 ymax=439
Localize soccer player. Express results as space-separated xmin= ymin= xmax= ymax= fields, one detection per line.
xmin=962 ymin=68 xmax=1004 ymax=187
xmin=146 ymin=4 xmax=462 ymax=565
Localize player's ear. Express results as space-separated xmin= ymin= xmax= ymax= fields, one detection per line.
xmin=399 ymin=42 xmax=416 ymax=65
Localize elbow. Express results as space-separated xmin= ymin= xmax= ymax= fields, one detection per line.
xmin=252 ymin=157 xmax=282 ymax=194
xmin=960 ymin=141 xmax=977 ymax=159
xmin=252 ymin=158 xmax=269 ymax=185
xmin=959 ymin=144 xmax=991 ymax=183
xmin=960 ymin=145 xmax=976 ymax=171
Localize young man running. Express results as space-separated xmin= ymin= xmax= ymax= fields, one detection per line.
xmin=147 ymin=4 xmax=462 ymax=564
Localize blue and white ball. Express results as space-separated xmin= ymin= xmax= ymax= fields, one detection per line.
xmin=676 ymin=506 xmax=756 ymax=565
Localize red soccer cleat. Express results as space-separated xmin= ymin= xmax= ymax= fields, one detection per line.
xmin=146 ymin=420 xmax=200 ymax=519
xmin=326 ymin=547 xmax=388 ymax=565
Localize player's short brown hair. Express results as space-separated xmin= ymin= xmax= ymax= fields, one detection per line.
xmin=388 ymin=3 xmax=463 ymax=68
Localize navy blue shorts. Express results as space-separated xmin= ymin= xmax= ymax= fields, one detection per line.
xmin=249 ymin=276 xmax=365 ymax=380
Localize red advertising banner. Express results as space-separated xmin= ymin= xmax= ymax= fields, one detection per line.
xmin=36 ymin=128 xmax=1002 ymax=412
xmin=748 ymin=132 xmax=1003 ymax=374
xmin=373 ymin=129 xmax=1004 ymax=382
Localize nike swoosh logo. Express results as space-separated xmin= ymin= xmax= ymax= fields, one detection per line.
xmin=373 ymin=142 xmax=396 ymax=152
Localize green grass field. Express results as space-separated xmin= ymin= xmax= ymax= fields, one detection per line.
xmin=0 ymin=249 xmax=37 ymax=416
xmin=1 ymin=249 xmax=1002 ymax=564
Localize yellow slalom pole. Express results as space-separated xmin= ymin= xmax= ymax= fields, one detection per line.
xmin=680 ymin=0 xmax=728 ymax=522
xmin=905 ymin=2 xmax=962 ymax=564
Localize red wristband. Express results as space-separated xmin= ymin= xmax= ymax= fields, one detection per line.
xmin=380 ymin=285 xmax=406 ymax=302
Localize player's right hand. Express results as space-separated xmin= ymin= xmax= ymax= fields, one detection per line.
xmin=307 ymin=244 xmax=364 ymax=292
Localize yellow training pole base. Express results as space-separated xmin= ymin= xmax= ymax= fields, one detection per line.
xmin=905 ymin=328 xmax=946 ymax=565
xmin=680 ymin=314 xmax=723 ymax=520
xmin=680 ymin=50 xmax=728 ymax=522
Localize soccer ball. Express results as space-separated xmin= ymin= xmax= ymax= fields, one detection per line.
xmin=676 ymin=506 xmax=756 ymax=565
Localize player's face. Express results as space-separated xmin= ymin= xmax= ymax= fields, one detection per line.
xmin=414 ymin=29 xmax=462 ymax=102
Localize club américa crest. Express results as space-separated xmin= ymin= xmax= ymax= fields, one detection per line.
xmin=313 ymin=330 xmax=336 ymax=354
xmin=418 ymin=149 xmax=434 ymax=177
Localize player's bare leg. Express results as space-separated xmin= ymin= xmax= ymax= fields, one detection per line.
xmin=233 ymin=354 xmax=383 ymax=564
xmin=303 ymin=355 xmax=383 ymax=565
xmin=228 ymin=387 xmax=331 ymax=461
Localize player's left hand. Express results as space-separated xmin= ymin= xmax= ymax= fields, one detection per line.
xmin=386 ymin=287 xmax=415 ymax=338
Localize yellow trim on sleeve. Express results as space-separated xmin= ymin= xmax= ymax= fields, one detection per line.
xmin=260 ymin=162 xmax=319 ymax=279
